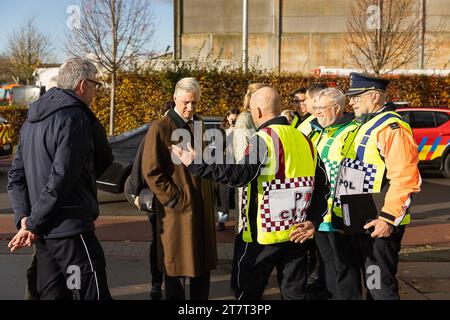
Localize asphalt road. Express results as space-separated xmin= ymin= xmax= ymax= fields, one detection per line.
xmin=1 ymin=157 xmax=450 ymax=300
xmin=1 ymin=156 xmax=449 ymax=221
xmin=0 ymin=157 xmax=139 ymax=216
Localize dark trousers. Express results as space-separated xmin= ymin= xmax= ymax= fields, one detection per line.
xmin=350 ymin=226 xmax=405 ymax=300
xmin=25 ymin=248 xmax=40 ymax=300
xmin=316 ymin=231 xmax=362 ymax=300
xmin=305 ymin=238 xmax=326 ymax=288
xmin=164 ymin=272 xmax=211 ymax=300
xmin=147 ymin=212 xmax=163 ymax=287
xmin=237 ymin=241 xmax=308 ymax=300
xmin=35 ymin=231 xmax=112 ymax=300
xmin=230 ymin=230 xmax=246 ymax=291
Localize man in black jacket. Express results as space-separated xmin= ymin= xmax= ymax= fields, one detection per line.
xmin=7 ymin=58 xmax=113 ymax=300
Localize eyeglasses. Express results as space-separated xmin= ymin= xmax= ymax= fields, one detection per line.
xmin=84 ymin=78 xmax=102 ymax=90
xmin=293 ymin=98 xmax=306 ymax=105
xmin=349 ymin=91 xmax=373 ymax=102
xmin=312 ymin=104 xmax=337 ymax=112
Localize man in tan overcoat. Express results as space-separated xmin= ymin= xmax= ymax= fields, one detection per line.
xmin=141 ymin=77 xmax=217 ymax=300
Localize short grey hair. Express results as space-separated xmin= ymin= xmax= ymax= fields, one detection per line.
xmin=57 ymin=58 xmax=98 ymax=91
xmin=317 ymin=88 xmax=346 ymax=111
xmin=174 ymin=77 xmax=201 ymax=98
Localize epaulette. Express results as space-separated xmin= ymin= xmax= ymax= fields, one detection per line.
xmin=389 ymin=122 xmax=400 ymax=130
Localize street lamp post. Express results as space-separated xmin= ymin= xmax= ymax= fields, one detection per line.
xmin=421 ymin=0 xmax=426 ymax=69
xmin=243 ymin=0 xmax=248 ymax=73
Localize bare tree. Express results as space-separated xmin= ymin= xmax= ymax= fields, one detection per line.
xmin=66 ymin=0 xmax=156 ymax=135
xmin=3 ymin=17 xmax=54 ymax=84
xmin=0 ymin=55 xmax=10 ymax=83
xmin=346 ymin=0 xmax=436 ymax=74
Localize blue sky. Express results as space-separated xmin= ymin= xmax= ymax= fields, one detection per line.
xmin=0 ymin=0 xmax=173 ymax=63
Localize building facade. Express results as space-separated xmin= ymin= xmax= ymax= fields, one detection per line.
xmin=174 ymin=0 xmax=450 ymax=73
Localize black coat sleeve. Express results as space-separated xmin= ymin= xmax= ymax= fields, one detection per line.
xmin=7 ymin=141 xmax=31 ymax=230
xmin=92 ymin=120 xmax=113 ymax=179
xmin=128 ymin=138 xmax=146 ymax=196
xmin=187 ymin=134 xmax=268 ymax=188
xmin=306 ymin=157 xmax=331 ymax=230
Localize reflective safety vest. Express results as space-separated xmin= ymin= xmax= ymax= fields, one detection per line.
xmin=241 ymin=124 xmax=318 ymax=244
xmin=297 ymin=114 xmax=315 ymax=136
xmin=291 ymin=113 xmax=301 ymax=129
xmin=333 ymin=111 xmax=412 ymax=225
xmin=311 ymin=121 xmax=359 ymax=232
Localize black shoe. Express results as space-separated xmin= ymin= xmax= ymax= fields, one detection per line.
xmin=217 ymin=222 xmax=225 ymax=231
xmin=150 ymin=285 xmax=162 ymax=300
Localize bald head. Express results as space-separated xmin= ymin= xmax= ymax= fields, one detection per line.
xmin=249 ymin=86 xmax=282 ymax=126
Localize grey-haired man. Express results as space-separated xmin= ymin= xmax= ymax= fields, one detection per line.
xmin=8 ymin=58 xmax=113 ymax=300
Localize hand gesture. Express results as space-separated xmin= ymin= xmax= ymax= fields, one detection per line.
xmin=171 ymin=143 xmax=196 ymax=167
xmin=7 ymin=217 xmax=38 ymax=252
xmin=364 ymin=218 xmax=394 ymax=238
xmin=289 ymin=221 xmax=315 ymax=244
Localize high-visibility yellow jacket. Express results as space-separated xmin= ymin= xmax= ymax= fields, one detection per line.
xmin=297 ymin=114 xmax=315 ymax=137
xmin=308 ymin=115 xmax=359 ymax=232
xmin=242 ymin=124 xmax=318 ymax=244
xmin=333 ymin=110 xmax=421 ymax=227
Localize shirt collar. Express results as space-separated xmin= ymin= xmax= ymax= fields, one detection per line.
xmin=174 ymin=107 xmax=192 ymax=123
xmin=258 ymin=116 xmax=289 ymax=130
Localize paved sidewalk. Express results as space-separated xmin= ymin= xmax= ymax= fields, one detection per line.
xmin=1 ymin=214 xmax=450 ymax=300
xmin=2 ymin=240 xmax=449 ymax=300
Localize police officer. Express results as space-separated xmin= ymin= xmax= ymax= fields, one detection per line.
xmin=333 ymin=73 xmax=421 ymax=300
xmin=295 ymin=82 xmax=329 ymax=295
xmin=307 ymin=88 xmax=361 ymax=299
xmin=172 ymin=86 xmax=330 ymax=300
xmin=297 ymin=83 xmax=328 ymax=135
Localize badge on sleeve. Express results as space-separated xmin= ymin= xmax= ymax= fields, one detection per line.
xmin=389 ymin=122 xmax=400 ymax=130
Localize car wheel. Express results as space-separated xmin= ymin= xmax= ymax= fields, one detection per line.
xmin=443 ymin=154 xmax=450 ymax=178
xmin=123 ymin=175 xmax=136 ymax=206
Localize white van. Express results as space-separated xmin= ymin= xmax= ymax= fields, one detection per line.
xmin=10 ymin=86 xmax=41 ymax=106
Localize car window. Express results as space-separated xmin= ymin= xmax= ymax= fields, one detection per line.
xmin=435 ymin=112 xmax=449 ymax=127
xmin=204 ymin=120 xmax=222 ymax=130
xmin=411 ymin=111 xmax=436 ymax=128
xmin=396 ymin=111 xmax=410 ymax=124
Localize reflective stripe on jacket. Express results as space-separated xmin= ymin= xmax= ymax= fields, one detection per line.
xmin=298 ymin=114 xmax=315 ymax=137
xmin=310 ymin=117 xmax=358 ymax=231
xmin=242 ymin=124 xmax=317 ymax=244
xmin=333 ymin=111 xmax=421 ymax=226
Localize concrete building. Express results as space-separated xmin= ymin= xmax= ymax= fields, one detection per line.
xmin=174 ymin=0 xmax=450 ymax=73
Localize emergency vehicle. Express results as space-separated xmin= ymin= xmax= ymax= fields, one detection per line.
xmin=396 ymin=107 xmax=450 ymax=178
xmin=0 ymin=116 xmax=13 ymax=158
xmin=0 ymin=84 xmax=21 ymax=105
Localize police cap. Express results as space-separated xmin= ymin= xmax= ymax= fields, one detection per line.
xmin=346 ymin=72 xmax=391 ymax=96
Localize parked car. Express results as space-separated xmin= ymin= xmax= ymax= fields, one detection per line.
xmin=10 ymin=86 xmax=41 ymax=106
xmin=0 ymin=84 xmax=21 ymax=105
xmin=96 ymin=116 xmax=224 ymax=194
xmin=0 ymin=116 xmax=13 ymax=158
xmin=0 ymin=84 xmax=42 ymax=106
xmin=396 ymin=107 xmax=450 ymax=177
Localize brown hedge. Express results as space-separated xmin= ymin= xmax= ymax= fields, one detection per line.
xmin=0 ymin=106 xmax=28 ymax=145
xmin=1 ymin=73 xmax=449 ymax=144
xmin=93 ymin=72 xmax=450 ymax=136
